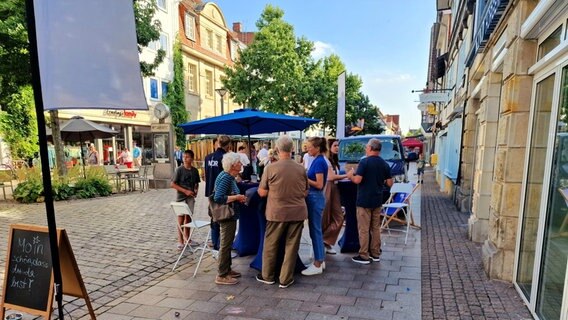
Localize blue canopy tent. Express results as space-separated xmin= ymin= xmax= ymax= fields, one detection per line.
xmin=179 ymin=109 xmax=320 ymax=157
xmin=179 ymin=108 xmax=319 ymax=135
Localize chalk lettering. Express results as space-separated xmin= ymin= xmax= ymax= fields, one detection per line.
xmin=10 ymin=276 xmax=34 ymax=290
xmin=17 ymin=237 xmax=44 ymax=255
xmin=11 ymin=263 xmax=36 ymax=278
xmin=12 ymin=255 xmax=49 ymax=268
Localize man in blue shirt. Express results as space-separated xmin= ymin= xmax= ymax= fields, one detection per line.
xmin=133 ymin=142 xmax=142 ymax=167
xmin=349 ymin=138 xmax=393 ymax=264
xmin=205 ymin=136 xmax=231 ymax=250
xmin=174 ymin=146 xmax=183 ymax=167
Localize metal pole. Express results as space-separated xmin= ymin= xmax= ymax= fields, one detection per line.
xmin=24 ymin=0 xmax=65 ymax=318
xmin=220 ymin=96 xmax=224 ymax=115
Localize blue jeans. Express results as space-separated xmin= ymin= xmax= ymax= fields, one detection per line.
xmin=306 ymin=190 xmax=325 ymax=262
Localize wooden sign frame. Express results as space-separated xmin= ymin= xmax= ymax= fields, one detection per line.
xmin=1 ymin=224 xmax=96 ymax=319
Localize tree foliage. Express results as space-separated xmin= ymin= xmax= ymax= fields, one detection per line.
xmin=134 ymin=0 xmax=165 ymax=77
xmin=222 ymin=5 xmax=318 ymax=114
xmin=0 ymin=0 xmax=30 ymax=107
xmin=222 ymin=6 xmax=384 ymax=135
xmin=163 ymin=40 xmax=188 ymax=148
xmin=0 ymin=85 xmax=38 ymax=159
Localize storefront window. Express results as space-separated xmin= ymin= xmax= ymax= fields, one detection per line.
xmin=536 ymin=66 xmax=568 ymax=320
xmin=517 ymin=74 xmax=555 ymax=298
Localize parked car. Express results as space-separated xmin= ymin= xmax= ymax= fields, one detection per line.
xmin=338 ymin=134 xmax=407 ymax=183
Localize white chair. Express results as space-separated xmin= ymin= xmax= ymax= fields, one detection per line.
xmin=380 ymin=182 xmax=420 ymax=244
xmin=170 ymin=201 xmax=212 ymax=277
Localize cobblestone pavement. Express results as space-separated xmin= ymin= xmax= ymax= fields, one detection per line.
xmin=420 ymin=168 xmax=533 ymax=320
xmin=0 ymin=189 xmax=188 ymax=319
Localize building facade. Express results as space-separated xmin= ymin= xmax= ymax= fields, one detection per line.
xmin=178 ymin=0 xmax=244 ymax=121
xmin=424 ymin=0 xmax=568 ymax=318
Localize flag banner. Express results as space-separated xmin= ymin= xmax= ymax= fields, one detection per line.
xmin=336 ymin=72 xmax=346 ymax=139
xmin=34 ymin=0 xmax=148 ymax=110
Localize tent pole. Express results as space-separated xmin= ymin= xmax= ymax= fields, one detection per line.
xmin=25 ymin=0 xmax=65 ymax=318
xmin=80 ymin=133 xmax=86 ymax=179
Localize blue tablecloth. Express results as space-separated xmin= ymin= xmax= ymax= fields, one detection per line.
xmin=337 ymin=180 xmax=360 ymax=253
xmin=232 ymin=183 xmax=260 ymax=256
xmin=250 ymin=198 xmax=306 ymax=274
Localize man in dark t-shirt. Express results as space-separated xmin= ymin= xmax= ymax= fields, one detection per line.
xmin=349 ymin=138 xmax=393 ymax=265
xmin=171 ymin=149 xmax=201 ymax=249
xmin=204 ymin=135 xmax=231 ymax=250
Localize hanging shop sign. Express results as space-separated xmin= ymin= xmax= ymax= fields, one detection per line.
xmin=103 ymin=110 xmax=138 ymax=119
xmin=419 ymin=92 xmax=450 ymax=103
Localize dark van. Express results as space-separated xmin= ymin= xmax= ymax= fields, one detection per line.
xmin=338 ymin=135 xmax=407 ymax=183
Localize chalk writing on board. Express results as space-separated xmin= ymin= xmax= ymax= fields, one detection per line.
xmin=4 ymin=229 xmax=52 ymax=312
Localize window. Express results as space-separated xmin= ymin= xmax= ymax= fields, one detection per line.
xmin=156 ymin=0 xmax=166 ymax=11
xmin=187 ymin=63 xmax=197 ymax=93
xmin=216 ymin=34 xmax=223 ymax=54
xmin=230 ymin=40 xmax=238 ymax=61
xmin=206 ymin=29 xmax=213 ymax=49
xmin=150 ymin=78 xmax=158 ymax=100
xmin=184 ymin=13 xmax=196 ymax=41
xmin=148 ymin=32 xmax=168 ymax=55
xmin=161 ymin=81 xmax=169 ymax=99
xmin=538 ymin=26 xmax=562 ymax=60
xmin=160 ymin=33 xmax=168 ymax=55
xmin=205 ymin=70 xmax=213 ymax=97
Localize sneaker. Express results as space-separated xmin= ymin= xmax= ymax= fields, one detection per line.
xmin=322 ymin=261 xmax=326 ymax=270
xmin=211 ymin=250 xmax=219 ymax=260
xmin=231 ymin=251 xmax=238 ymax=258
xmin=301 ymin=263 xmax=323 ymax=276
xmin=215 ymin=275 xmax=238 ymax=285
xmin=228 ymin=269 xmax=242 ymax=278
xmin=370 ymin=255 xmax=381 ymax=262
xmin=352 ymin=255 xmax=371 ymax=265
xmin=325 ymin=247 xmax=337 ymax=254
xmin=279 ymin=279 xmax=295 ymax=288
xmin=256 ymin=274 xmax=275 ymax=285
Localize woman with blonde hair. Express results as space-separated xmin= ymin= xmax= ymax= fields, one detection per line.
xmin=302 ymin=137 xmax=328 ymax=276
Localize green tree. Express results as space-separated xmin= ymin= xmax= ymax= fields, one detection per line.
xmin=135 ymin=0 xmax=165 ymax=77
xmin=223 ymin=5 xmax=318 ymax=114
xmin=163 ymin=40 xmax=188 ymax=148
xmin=351 ymin=93 xmax=384 ymax=135
xmin=0 ymin=85 xmax=38 ymax=159
xmin=310 ymin=54 xmax=363 ymax=135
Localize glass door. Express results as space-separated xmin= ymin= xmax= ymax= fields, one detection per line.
xmin=535 ymin=65 xmax=568 ymax=320
xmin=517 ymin=73 xmax=555 ymax=299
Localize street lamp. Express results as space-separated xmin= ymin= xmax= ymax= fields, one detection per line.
xmin=215 ymin=88 xmax=228 ymax=115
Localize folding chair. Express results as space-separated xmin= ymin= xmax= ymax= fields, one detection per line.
xmin=170 ymin=201 xmax=212 ymax=277
xmin=380 ymin=182 xmax=420 ymax=244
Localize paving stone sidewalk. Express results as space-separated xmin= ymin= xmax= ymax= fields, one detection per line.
xmin=1 ymin=172 xmax=422 ymax=320
xmin=420 ymin=168 xmax=533 ymax=320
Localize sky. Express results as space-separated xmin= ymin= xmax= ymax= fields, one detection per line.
xmin=213 ymin=0 xmax=436 ymax=133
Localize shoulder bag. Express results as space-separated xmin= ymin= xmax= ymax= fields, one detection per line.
xmin=208 ymin=193 xmax=235 ymax=222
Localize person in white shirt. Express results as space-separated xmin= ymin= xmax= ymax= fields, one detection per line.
xmin=303 ymin=152 xmax=315 ymax=170
xmin=238 ymin=146 xmax=250 ymax=173
xmin=257 ymin=143 xmax=269 ymax=178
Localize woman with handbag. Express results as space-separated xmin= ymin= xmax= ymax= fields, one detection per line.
xmin=212 ymin=152 xmax=247 ymax=285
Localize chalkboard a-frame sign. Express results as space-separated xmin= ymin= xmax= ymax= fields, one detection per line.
xmin=0 ymin=224 xmax=96 ymax=319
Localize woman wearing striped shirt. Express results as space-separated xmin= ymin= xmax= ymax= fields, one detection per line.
xmin=213 ymin=152 xmax=247 ymax=285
